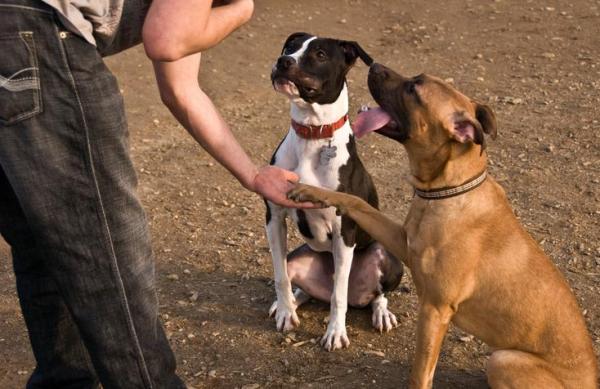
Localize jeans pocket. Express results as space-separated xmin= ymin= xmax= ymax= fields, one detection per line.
xmin=0 ymin=31 xmax=42 ymax=126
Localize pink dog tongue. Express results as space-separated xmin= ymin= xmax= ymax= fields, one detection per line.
xmin=352 ymin=107 xmax=392 ymax=139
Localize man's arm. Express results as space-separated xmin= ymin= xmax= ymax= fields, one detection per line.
xmin=151 ymin=55 xmax=314 ymax=208
xmin=143 ymin=0 xmax=254 ymax=61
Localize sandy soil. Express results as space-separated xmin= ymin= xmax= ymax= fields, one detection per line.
xmin=1 ymin=0 xmax=599 ymax=387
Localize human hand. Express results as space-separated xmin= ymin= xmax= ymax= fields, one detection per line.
xmin=251 ymin=166 xmax=318 ymax=209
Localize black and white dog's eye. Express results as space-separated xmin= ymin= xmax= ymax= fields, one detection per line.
xmin=316 ymin=50 xmax=326 ymax=60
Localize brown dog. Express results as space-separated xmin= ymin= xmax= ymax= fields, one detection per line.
xmin=288 ymin=63 xmax=598 ymax=388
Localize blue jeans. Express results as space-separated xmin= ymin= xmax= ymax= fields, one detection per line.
xmin=0 ymin=1 xmax=184 ymax=388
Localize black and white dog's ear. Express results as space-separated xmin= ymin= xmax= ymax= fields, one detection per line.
xmin=281 ymin=32 xmax=312 ymax=54
xmin=339 ymin=40 xmax=373 ymax=66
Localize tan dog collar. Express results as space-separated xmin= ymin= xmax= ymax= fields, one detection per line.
xmin=414 ymin=171 xmax=487 ymax=200
xmin=292 ymin=114 xmax=348 ymax=140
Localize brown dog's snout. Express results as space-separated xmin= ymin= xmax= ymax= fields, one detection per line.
xmin=277 ymin=55 xmax=296 ymax=70
xmin=370 ymin=63 xmax=388 ymax=78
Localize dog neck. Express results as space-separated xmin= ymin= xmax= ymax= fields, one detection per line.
xmin=406 ymin=141 xmax=488 ymax=192
xmin=290 ymin=83 xmax=349 ymax=127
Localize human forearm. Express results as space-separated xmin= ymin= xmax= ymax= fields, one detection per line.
xmin=153 ymin=55 xmax=256 ymax=187
xmin=152 ymin=56 xmax=315 ymax=209
xmin=165 ymin=85 xmax=258 ymax=188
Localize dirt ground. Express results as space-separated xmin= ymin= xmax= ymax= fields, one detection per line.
xmin=1 ymin=0 xmax=599 ymax=387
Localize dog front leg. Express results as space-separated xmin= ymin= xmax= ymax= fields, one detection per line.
xmin=288 ymin=184 xmax=407 ymax=261
xmin=410 ymin=303 xmax=454 ymax=389
xmin=321 ymin=233 xmax=354 ymax=351
xmin=266 ymin=211 xmax=299 ymax=331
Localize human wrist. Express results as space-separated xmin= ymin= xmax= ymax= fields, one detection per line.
xmin=240 ymin=165 xmax=260 ymax=192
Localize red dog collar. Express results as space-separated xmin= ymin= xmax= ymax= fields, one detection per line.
xmin=291 ymin=114 xmax=349 ymax=140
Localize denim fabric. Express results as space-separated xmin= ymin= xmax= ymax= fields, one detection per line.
xmin=0 ymin=1 xmax=185 ymax=388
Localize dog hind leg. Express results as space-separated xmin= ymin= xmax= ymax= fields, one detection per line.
xmin=487 ymin=350 xmax=565 ymax=389
xmin=285 ymin=244 xmax=334 ymax=304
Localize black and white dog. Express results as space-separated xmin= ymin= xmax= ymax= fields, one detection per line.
xmin=265 ymin=33 xmax=404 ymax=351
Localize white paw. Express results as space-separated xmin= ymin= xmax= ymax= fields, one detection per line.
xmin=268 ymin=299 xmax=299 ymax=332
xmin=320 ymin=321 xmax=350 ymax=351
xmin=372 ymin=306 xmax=398 ymax=333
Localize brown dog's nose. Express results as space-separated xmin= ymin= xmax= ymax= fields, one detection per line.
xmin=277 ymin=55 xmax=296 ymax=70
xmin=370 ymin=63 xmax=388 ymax=78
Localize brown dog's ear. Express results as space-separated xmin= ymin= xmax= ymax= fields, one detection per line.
xmin=339 ymin=40 xmax=373 ymax=66
xmin=475 ymin=103 xmax=497 ymax=140
xmin=451 ymin=104 xmax=497 ymax=154
xmin=451 ymin=111 xmax=487 ymax=153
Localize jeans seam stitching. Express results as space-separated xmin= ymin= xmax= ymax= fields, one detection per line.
xmin=54 ymin=24 xmax=153 ymax=389
xmin=20 ymin=31 xmax=42 ymax=120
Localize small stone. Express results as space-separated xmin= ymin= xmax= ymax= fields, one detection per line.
xmin=292 ymin=340 xmax=309 ymax=347
xmin=166 ymin=274 xmax=179 ymax=281
xmin=502 ymin=96 xmax=523 ymax=105
xmin=183 ymin=269 xmax=191 ymax=275
xmin=364 ymin=350 xmax=385 ymax=357
xmin=189 ymin=291 xmax=199 ymax=302
xmin=339 ymin=18 xmax=347 ymax=24
xmin=460 ymin=335 xmax=474 ymax=342
xmin=224 ymin=239 xmax=237 ymax=246
xmin=207 ymin=370 xmax=217 ymax=378
xmin=545 ymin=144 xmax=555 ymax=153
xmin=241 ymin=385 xmax=260 ymax=389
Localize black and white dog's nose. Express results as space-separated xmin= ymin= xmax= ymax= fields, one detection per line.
xmin=277 ymin=55 xmax=296 ymax=70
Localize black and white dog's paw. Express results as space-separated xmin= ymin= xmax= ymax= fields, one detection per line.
xmin=321 ymin=320 xmax=350 ymax=351
xmin=268 ymin=299 xmax=300 ymax=332
xmin=371 ymin=295 xmax=398 ymax=333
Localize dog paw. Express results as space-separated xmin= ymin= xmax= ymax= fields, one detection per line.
xmin=372 ymin=306 xmax=398 ymax=333
xmin=334 ymin=204 xmax=348 ymax=216
xmin=269 ymin=300 xmax=300 ymax=332
xmin=287 ymin=184 xmax=330 ymax=206
xmin=320 ymin=322 xmax=350 ymax=351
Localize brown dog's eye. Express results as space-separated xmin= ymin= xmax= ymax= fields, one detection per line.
xmin=406 ymin=82 xmax=416 ymax=94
